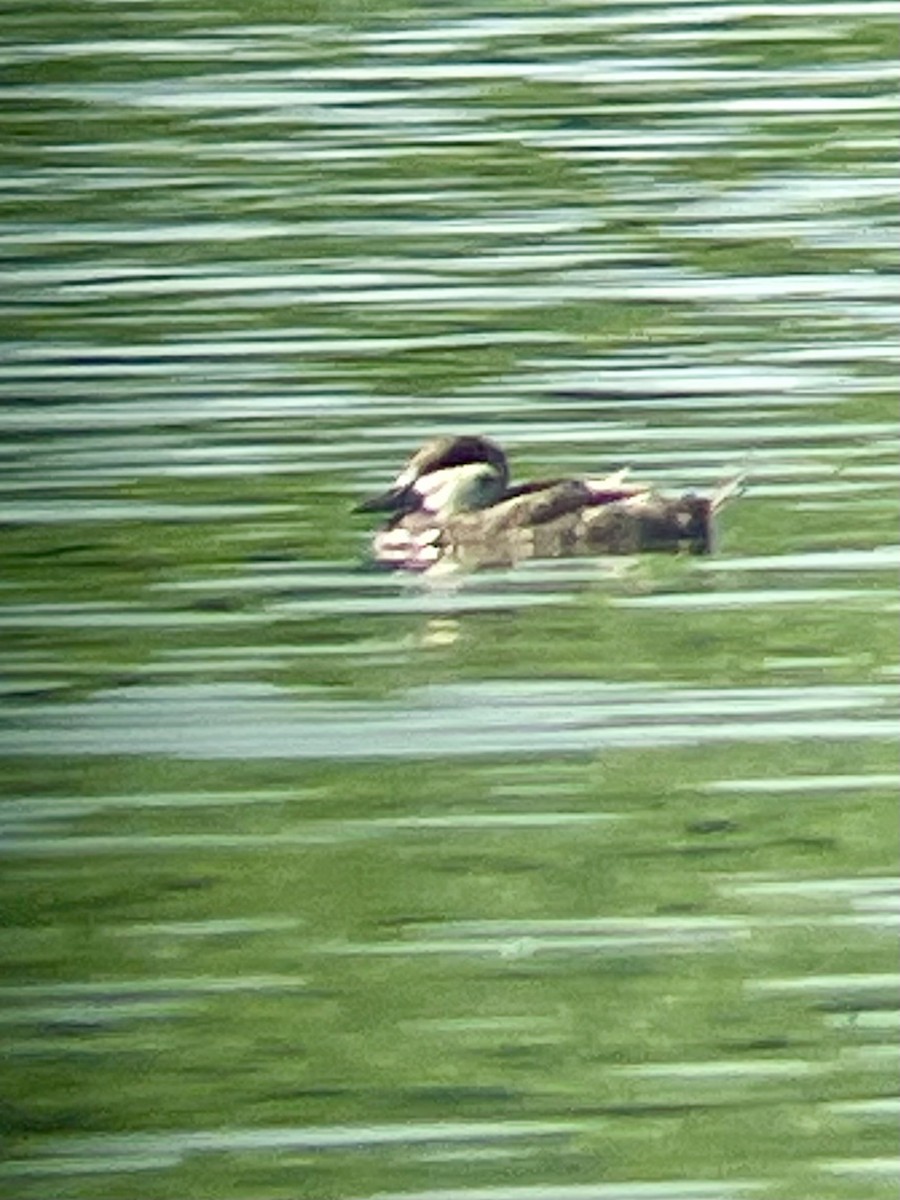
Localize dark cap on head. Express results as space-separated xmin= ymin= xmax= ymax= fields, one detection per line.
xmin=407 ymin=435 xmax=508 ymax=482
xmin=354 ymin=435 xmax=508 ymax=514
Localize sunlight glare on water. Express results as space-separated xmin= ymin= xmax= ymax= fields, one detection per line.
xmin=0 ymin=1 xmax=897 ymax=1198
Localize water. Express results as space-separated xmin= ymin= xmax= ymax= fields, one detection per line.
xmin=1 ymin=2 xmax=898 ymax=1198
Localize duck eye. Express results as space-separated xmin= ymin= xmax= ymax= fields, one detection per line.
xmin=477 ymin=471 xmax=496 ymax=497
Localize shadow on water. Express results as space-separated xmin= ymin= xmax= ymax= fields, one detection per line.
xmin=1 ymin=1 xmax=898 ymax=1198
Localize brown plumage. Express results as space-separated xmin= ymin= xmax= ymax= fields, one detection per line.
xmin=356 ymin=436 xmax=734 ymax=571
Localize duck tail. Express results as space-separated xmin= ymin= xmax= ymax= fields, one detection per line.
xmin=709 ymin=470 xmax=747 ymax=513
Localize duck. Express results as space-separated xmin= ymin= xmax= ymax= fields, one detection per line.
xmin=355 ymin=435 xmax=739 ymax=571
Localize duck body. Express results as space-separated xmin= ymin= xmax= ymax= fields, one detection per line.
xmin=355 ymin=435 xmax=723 ymax=571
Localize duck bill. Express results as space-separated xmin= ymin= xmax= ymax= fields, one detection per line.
xmin=353 ymin=484 xmax=419 ymax=515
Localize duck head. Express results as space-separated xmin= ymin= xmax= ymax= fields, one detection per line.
xmin=355 ymin=435 xmax=510 ymax=519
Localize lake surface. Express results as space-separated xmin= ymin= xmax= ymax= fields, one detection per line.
xmin=1 ymin=2 xmax=898 ymax=1198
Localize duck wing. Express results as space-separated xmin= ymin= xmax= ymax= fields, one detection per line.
xmin=485 ymin=479 xmax=597 ymax=528
xmin=445 ymin=484 xmax=714 ymax=564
